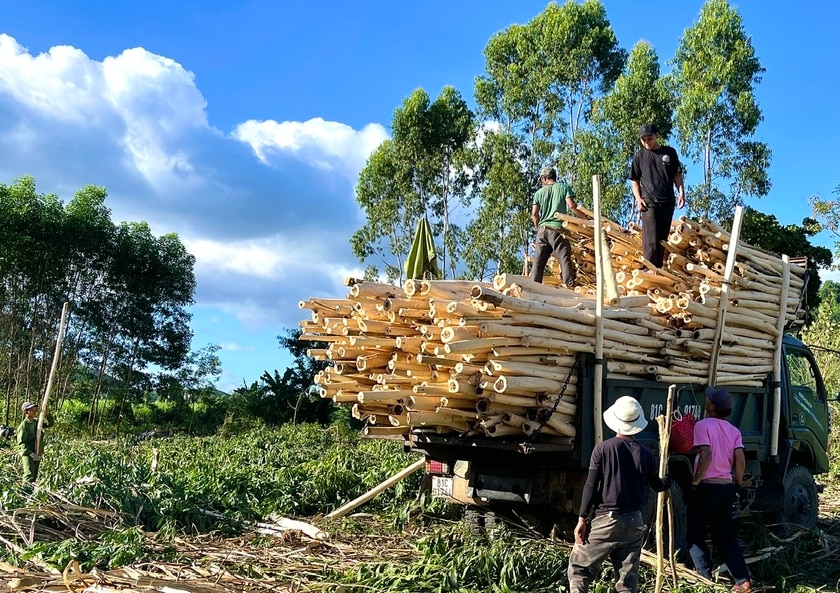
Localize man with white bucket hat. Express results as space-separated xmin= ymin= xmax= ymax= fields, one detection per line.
xmin=567 ymin=396 xmax=671 ymax=593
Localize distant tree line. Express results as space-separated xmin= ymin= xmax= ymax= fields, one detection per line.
xmin=0 ymin=175 xmax=198 ymax=433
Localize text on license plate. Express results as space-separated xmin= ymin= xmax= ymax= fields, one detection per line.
xmin=431 ymin=476 xmax=453 ymax=497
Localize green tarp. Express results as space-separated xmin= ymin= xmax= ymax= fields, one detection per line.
xmin=405 ymin=216 xmax=441 ymax=280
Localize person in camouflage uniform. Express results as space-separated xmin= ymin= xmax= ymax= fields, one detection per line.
xmin=16 ymin=402 xmax=43 ymax=482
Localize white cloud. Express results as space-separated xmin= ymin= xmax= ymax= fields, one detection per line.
xmin=0 ymin=35 xmax=211 ymax=191
xmin=0 ymin=35 xmax=103 ymax=123
xmin=185 ymin=236 xmax=296 ymax=279
xmin=233 ymin=117 xmax=388 ymax=178
xmin=220 ymin=342 xmax=251 ymax=352
xmin=0 ymin=33 xmax=387 ymax=368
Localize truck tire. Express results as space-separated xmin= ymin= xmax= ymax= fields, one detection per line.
xmin=781 ymin=465 xmax=818 ymax=530
xmin=642 ymin=483 xmax=687 ymax=560
xmin=463 ymin=506 xmax=494 ymax=536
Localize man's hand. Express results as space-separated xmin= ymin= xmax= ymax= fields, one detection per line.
xmin=29 ymin=453 xmax=41 ymax=462
xmin=573 ymin=517 xmax=588 ymax=544
xmin=677 ymin=194 xmax=686 ymax=209
xmin=635 ymin=197 xmax=648 ymax=212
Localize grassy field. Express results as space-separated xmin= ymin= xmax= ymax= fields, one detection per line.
xmin=1 ymin=422 xmax=839 ymax=592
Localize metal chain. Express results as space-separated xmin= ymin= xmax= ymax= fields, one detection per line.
xmin=519 ymin=354 xmax=579 ymax=453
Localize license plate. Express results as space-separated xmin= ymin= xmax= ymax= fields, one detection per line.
xmin=431 ymin=476 xmax=453 ymax=498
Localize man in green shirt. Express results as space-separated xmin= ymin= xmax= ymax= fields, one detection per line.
xmin=530 ymin=166 xmax=581 ymax=286
xmin=16 ymin=401 xmax=42 ymax=482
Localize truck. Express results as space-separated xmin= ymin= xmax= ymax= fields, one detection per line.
xmin=410 ymin=334 xmax=831 ymax=543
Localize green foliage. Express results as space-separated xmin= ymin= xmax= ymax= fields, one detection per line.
xmin=669 ymin=0 xmax=770 ymax=220
xmin=579 ymin=40 xmax=675 ymax=223
xmin=467 ymin=0 xmax=626 ymax=276
xmin=802 ymin=282 xmax=840 ymax=395
xmin=2 ymin=424 xmax=419 ymax=543
xmin=463 ymin=129 xmax=531 ymax=280
xmin=0 ymin=175 xmax=196 ymax=431
xmin=22 ymin=526 xmax=159 ymax=572
xmin=337 ymin=526 xmax=569 ymax=592
xmin=352 ymin=87 xmax=475 ymax=282
xmin=739 ymin=207 xmax=832 ymax=317
xmin=809 ymin=185 xmax=840 ymax=268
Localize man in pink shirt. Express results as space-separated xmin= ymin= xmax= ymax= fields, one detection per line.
xmin=687 ymin=386 xmax=752 ymax=592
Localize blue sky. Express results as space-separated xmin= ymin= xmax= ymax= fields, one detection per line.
xmin=1 ymin=0 xmax=838 ymax=390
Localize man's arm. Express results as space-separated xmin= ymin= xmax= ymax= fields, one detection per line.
xmin=674 ymin=169 xmax=685 ymax=209
xmin=574 ymin=467 xmax=600 ymax=544
xmin=566 ymin=197 xmax=584 ymax=218
xmin=692 ymin=444 xmax=711 ymax=485
xmin=631 ymin=180 xmax=647 ymax=212
xmin=733 ymin=447 xmax=745 ymax=486
xmin=531 ymin=204 xmax=540 ymax=230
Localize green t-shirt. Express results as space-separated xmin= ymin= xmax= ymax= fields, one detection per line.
xmin=533 ymin=181 xmax=575 ymax=229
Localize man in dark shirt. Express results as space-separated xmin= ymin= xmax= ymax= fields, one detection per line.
xmin=629 ymin=123 xmax=685 ymax=268
xmin=568 ymin=396 xmax=671 ymax=593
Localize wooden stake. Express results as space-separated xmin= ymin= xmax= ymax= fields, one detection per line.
xmin=37 ymin=302 xmax=69 ymax=457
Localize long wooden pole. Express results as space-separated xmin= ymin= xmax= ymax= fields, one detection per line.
xmin=599 ymin=228 xmax=620 ymax=306
xmin=771 ymin=255 xmax=791 ymax=458
xmin=325 ymin=458 xmax=425 ymax=519
xmin=36 ymin=302 xmax=69 ymax=456
xmin=655 ymin=384 xmax=676 ymax=593
xmin=709 ymin=206 xmax=744 ymax=384
xmin=592 ymin=175 xmax=604 ymax=444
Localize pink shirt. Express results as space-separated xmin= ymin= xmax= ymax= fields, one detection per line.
xmin=693 ymin=417 xmax=743 ymax=481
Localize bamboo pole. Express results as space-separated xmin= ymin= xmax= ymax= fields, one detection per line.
xmin=708 ymin=206 xmax=744 ymax=383
xmin=593 ymin=174 xmax=605 ymax=444
xmin=771 ymin=255 xmax=791 ymax=458
xmin=655 ymin=385 xmax=677 ymax=593
xmin=325 ymin=458 xmax=426 ymax=519
xmin=37 ymin=302 xmax=69 ymax=457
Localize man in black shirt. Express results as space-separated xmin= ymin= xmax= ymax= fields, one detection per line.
xmin=630 ymin=123 xmax=685 ymax=268
xmin=567 ymin=396 xmax=671 ymax=593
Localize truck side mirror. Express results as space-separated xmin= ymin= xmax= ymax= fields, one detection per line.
xmin=833 ymin=391 xmax=840 ymax=402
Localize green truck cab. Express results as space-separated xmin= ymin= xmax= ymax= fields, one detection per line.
xmin=411 ymin=334 xmax=830 ymax=536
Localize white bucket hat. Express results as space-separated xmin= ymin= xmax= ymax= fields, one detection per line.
xmin=603 ymin=396 xmax=648 ymax=435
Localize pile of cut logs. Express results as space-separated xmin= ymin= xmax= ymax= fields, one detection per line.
xmin=298 ymin=211 xmax=806 ymax=441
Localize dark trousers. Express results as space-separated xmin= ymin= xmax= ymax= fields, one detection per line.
xmin=687 ymin=482 xmax=750 ymax=583
xmin=640 ymin=200 xmax=675 ymax=268
xmin=531 ymin=226 xmax=575 ymax=286
xmin=567 ymin=511 xmax=646 ymax=593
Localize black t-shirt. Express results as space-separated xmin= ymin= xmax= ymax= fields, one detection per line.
xmin=578 ymin=437 xmax=667 ymax=517
xmin=630 ymin=145 xmax=681 ymax=204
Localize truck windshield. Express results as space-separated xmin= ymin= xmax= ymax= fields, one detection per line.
xmin=786 ymin=350 xmax=820 ymax=398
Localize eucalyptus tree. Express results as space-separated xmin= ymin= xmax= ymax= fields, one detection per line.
xmin=669 ymin=0 xmax=770 ymax=221
xmin=91 ymin=221 xmax=195 ymax=432
xmin=469 ymin=0 xmax=625 ymax=274
xmin=739 ymin=208 xmax=831 ymax=317
xmin=352 ymin=86 xmax=474 ymax=281
xmin=463 ymin=129 xmax=530 ymax=280
xmin=351 ymin=139 xmax=418 ymax=282
xmin=810 ymin=186 xmax=840 ymax=268
xmin=0 ymin=176 xmax=70 ymax=417
xmin=578 ymin=41 xmax=675 ymax=224
xmin=801 ymin=282 xmax=840 ymax=395
xmin=0 ymin=176 xmax=197 ymax=432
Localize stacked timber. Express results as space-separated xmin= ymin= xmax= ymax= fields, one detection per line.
xmin=299 ymin=213 xmax=806 ymax=441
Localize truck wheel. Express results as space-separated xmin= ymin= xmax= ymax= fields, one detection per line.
xmin=463 ymin=507 xmax=491 ymax=536
xmin=642 ymin=483 xmax=687 ymax=560
xmin=781 ymin=465 xmax=817 ymax=530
